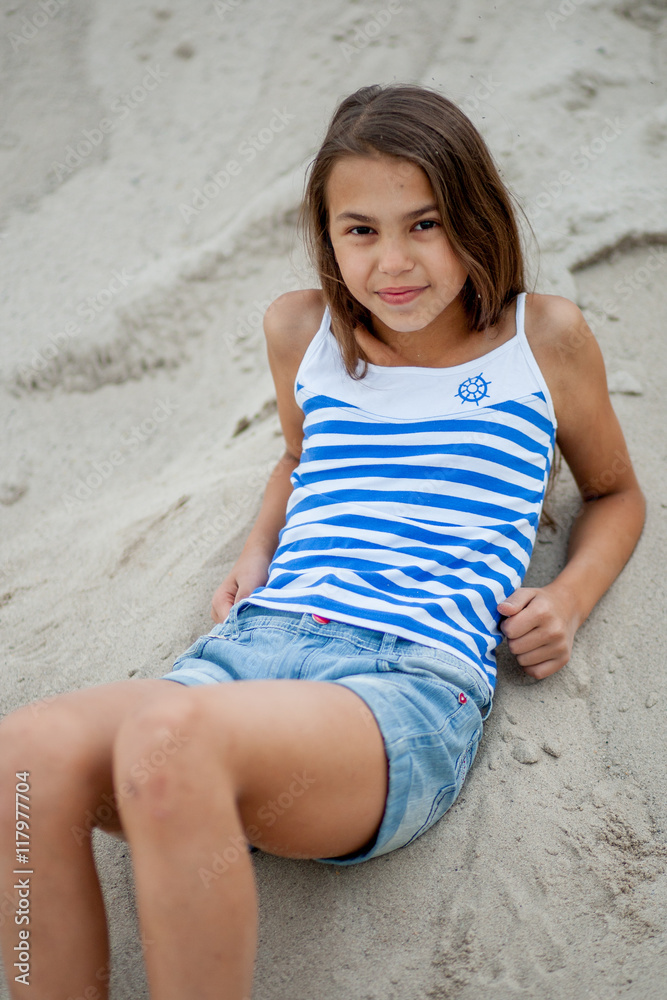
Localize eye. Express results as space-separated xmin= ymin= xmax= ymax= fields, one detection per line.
xmin=414 ymin=219 xmax=440 ymax=231
xmin=348 ymin=226 xmax=375 ymax=236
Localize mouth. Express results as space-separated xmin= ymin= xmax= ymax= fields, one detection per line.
xmin=376 ymin=286 xmax=426 ymax=304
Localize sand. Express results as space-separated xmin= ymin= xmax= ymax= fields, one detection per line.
xmin=1 ymin=0 xmax=666 ymax=997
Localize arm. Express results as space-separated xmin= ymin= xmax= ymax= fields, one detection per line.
xmin=498 ymin=296 xmax=646 ymax=679
xmin=211 ymin=289 xmax=325 ymax=622
xmin=210 ymin=449 xmax=299 ymax=622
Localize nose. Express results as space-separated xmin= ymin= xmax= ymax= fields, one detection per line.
xmin=377 ymin=236 xmax=414 ymax=276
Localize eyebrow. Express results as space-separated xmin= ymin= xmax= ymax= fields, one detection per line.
xmin=334 ymin=203 xmax=439 ymax=224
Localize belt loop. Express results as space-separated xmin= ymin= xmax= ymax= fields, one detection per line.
xmin=226 ymin=601 xmax=240 ymax=639
xmin=379 ymin=631 xmax=397 ymax=656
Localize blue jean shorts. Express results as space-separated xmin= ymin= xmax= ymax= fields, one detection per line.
xmin=161 ymin=602 xmax=493 ymax=866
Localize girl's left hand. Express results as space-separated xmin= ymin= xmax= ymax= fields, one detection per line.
xmin=497 ymin=583 xmax=580 ymax=680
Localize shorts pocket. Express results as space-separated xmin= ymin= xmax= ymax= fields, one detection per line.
xmin=403 ymin=719 xmax=483 ymax=849
xmin=177 ymin=635 xmax=208 ymax=660
xmin=403 ymin=782 xmax=457 ymax=848
xmin=378 ymin=651 xmax=492 ymax=719
xmin=171 ymin=632 xmax=219 ymax=669
xmin=455 ymin=726 xmax=482 ymax=787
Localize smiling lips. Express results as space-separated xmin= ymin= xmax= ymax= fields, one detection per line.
xmin=376 ymin=286 xmax=426 ymax=304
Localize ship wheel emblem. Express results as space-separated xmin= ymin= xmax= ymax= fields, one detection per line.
xmin=456 ymin=372 xmax=491 ymax=406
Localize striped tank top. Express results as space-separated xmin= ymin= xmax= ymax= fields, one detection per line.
xmin=238 ymin=292 xmax=557 ymax=693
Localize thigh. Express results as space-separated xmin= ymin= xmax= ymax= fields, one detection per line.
xmin=183 ymin=678 xmax=389 ymax=861
xmin=0 ymin=679 xmax=185 ymax=836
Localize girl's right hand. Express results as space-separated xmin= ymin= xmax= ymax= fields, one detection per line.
xmin=210 ymin=550 xmax=272 ymax=623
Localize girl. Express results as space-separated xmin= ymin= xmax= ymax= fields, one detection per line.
xmin=0 ymin=84 xmax=645 ymax=1000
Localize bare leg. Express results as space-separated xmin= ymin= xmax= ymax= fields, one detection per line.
xmin=112 ymin=697 xmax=258 ymax=1000
xmin=111 ymin=678 xmax=388 ymax=1000
xmin=1 ymin=676 xmax=388 ymax=999
xmin=0 ymin=679 xmax=181 ymax=999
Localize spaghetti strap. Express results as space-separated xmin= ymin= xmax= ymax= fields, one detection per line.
xmin=514 ymin=291 xmax=558 ymax=430
xmin=515 ymin=291 xmax=527 ymax=341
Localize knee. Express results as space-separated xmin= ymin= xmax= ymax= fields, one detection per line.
xmin=0 ymin=701 xmax=87 ymax=771
xmin=0 ymin=702 xmax=47 ymax=755
xmin=111 ymin=693 xmax=222 ymax=819
xmin=0 ymin=702 xmax=89 ymax=824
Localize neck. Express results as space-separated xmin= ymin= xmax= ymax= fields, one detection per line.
xmin=367 ymin=296 xmax=472 ymax=367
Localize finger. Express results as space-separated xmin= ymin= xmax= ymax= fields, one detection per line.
xmin=521 ymin=656 xmax=567 ymax=681
xmin=507 ymin=627 xmax=554 ymax=656
xmin=515 ymin=645 xmax=552 ymax=668
xmin=515 ymin=642 xmax=564 ymax=669
xmin=497 ymin=587 xmax=537 ymax=617
xmin=501 ymin=605 xmax=544 ymax=640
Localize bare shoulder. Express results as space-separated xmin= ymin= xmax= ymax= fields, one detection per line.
xmin=524 ymin=292 xmax=590 ymax=350
xmin=263 ymin=288 xmax=326 ymax=359
xmin=523 ymin=295 xmax=641 ymax=503
xmin=523 ymin=292 xmax=606 ymax=412
xmin=263 ymin=289 xmax=326 ymax=460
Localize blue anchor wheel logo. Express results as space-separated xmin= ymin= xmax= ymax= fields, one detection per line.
xmin=456 ymin=372 xmax=491 ymax=406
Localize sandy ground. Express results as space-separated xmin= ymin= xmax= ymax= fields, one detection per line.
xmin=1 ymin=0 xmax=666 ymax=997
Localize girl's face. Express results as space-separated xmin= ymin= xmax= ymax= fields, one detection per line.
xmin=326 ymin=154 xmax=468 ymax=338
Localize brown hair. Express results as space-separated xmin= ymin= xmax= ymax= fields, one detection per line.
xmin=299 ymin=83 xmax=528 ymax=379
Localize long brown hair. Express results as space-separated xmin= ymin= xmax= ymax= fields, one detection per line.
xmin=299 ymin=83 xmax=528 ymax=379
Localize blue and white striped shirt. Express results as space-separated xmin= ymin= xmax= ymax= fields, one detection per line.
xmin=238 ymin=292 xmax=557 ymax=693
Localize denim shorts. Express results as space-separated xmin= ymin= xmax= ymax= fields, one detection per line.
xmin=161 ymin=602 xmax=493 ymax=866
